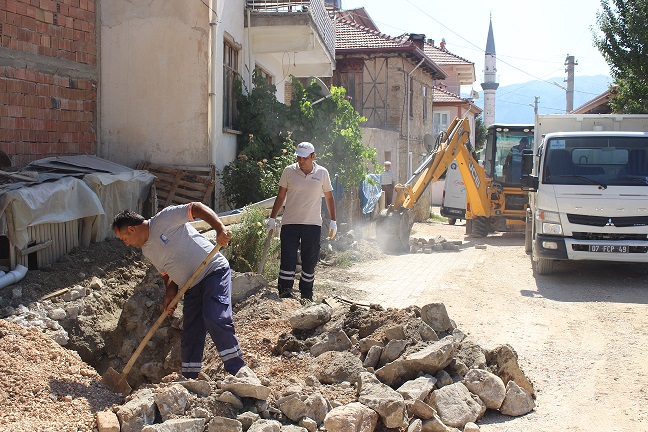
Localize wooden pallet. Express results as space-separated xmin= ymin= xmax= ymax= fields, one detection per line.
xmin=137 ymin=162 xmax=215 ymax=211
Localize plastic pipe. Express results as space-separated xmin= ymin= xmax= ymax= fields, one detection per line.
xmin=0 ymin=265 xmax=28 ymax=290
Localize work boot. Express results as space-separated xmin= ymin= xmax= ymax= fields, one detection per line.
xmin=299 ymin=297 xmax=313 ymax=307
xmin=278 ymin=287 xmax=293 ymax=299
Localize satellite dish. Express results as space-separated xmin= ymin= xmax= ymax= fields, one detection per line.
xmin=308 ymin=76 xmax=332 ymax=105
xmin=424 ymin=134 xmax=434 ymax=152
xmin=308 ymin=76 xmax=331 ymax=98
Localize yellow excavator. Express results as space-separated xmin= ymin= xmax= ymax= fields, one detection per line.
xmin=377 ymin=117 xmax=529 ymax=252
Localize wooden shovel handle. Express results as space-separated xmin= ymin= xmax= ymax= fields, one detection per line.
xmin=121 ymin=244 xmax=222 ymax=376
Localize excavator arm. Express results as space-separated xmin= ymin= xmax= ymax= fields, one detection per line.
xmin=378 ymin=117 xmax=493 ymax=252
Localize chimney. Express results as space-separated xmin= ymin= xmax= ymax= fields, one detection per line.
xmin=408 ymin=33 xmax=426 ymax=50
xmin=427 ymin=39 xmax=434 ymax=46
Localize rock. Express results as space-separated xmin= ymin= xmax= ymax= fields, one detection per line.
xmin=216 ymin=390 xmax=244 ymax=410
xmin=312 ymin=351 xmax=365 ymax=384
xmin=358 ymin=375 xmax=407 ymax=428
xmin=427 ymin=382 xmax=486 ymax=428
xmin=406 ymin=319 xmax=439 ymax=342
xmin=220 ymin=366 xmax=271 ymax=400
xmin=420 ymin=303 xmax=454 ymax=333
xmin=499 ymin=381 xmax=535 ymax=416
xmin=376 ymin=336 xmax=458 ymax=387
xmin=435 ymin=370 xmax=453 ymax=388
xmin=89 ymin=276 xmax=104 ymax=289
xmin=310 ymin=329 xmax=352 ymax=357
xmin=248 ymin=419 xmax=282 ymax=431
xmin=116 ymin=389 xmax=156 ymax=432
xmin=289 ymin=304 xmax=333 ymax=330
xmin=384 ymin=324 xmax=406 ymax=341
xmin=358 ymin=338 xmax=383 ymax=354
xmin=237 ymin=411 xmax=260 ymax=429
xmin=48 ymin=308 xmax=67 ymax=320
xmin=363 ymin=345 xmax=382 ymax=368
xmin=455 ymin=339 xmax=487 ymax=370
xmin=378 ymin=339 xmax=408 ymax=367
xmin=421 ymin=413 xmax=454 ymax=432
xmin=406 ymin=398 xmax=437 ymax=420
xmin=141 ymin=418 xmax=205 ymax=432
xmin=463 ymin=369 xmax=506 ymax=409
xmin=179 ymin=379 xmax=212 ymax=396
xmin=154 ymin=383 xmax=191 ymax=422
xmin=96 ymin=410 xmax=120 ymax=432
xmin=208 ymin=416 xmax=243 ymax=432
xmin=397 ymin=375 xmax=437 ymax=401
xmin=464 ymin=422 xmax=480 ymax=432
xmin=486 ymin=344 xmax=535 ymax=397
xmin=232 ymin=272 xmax=265 ymax=303
xmin=323 ymin=402 xmax=379 ymax=432
xmin=141 ymin=361 xmax=166 ymax=383
xmin=298 ymin=416 xmax=318 ymax=432
xmin=408 ymin=418 xmax=423 ymax=432
xmin=280 ymin=425 xmax=308 ymax=432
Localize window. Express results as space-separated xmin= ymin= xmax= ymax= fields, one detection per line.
xmin=433 ymin=111 xmax=449 ymax=136
xmin=256 ymin=65 xmax=273 ymax=85
xmin=223 ymin=41 xmax=239 ymax=130
xmin=423 ymin=85 xmax=428 ymax=121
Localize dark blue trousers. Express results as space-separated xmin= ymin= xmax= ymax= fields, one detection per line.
xmin=181 ymin=266 xmax=245 ymax=377
xmin=278 ymin=224 xmax=321 ymax=299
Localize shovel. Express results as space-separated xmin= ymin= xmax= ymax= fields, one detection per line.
xmin=102 ymin=244 xmax=222 ymax=394
xmin=257 ymin=229 xmax=275 ymax=275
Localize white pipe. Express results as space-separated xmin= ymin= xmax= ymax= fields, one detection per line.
xmin=0 ymin=271 xmax=5 ymax=278
xmin=208 ymin=0 xmax=219 ymax=166
xmin=0 ymin=265 xmax=28 ymax=290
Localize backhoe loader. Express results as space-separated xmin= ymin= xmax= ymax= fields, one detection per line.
xmin=376 ymin=117 xmax=530 ymax=252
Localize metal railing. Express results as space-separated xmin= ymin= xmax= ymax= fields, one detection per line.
xmin=246 ymin=0 xmax=335 ymax=60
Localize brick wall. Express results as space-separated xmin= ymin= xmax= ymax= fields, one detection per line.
xmin=0 ymin=0 xmax=97 ymax=167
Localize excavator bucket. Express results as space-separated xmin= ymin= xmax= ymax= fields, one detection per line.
xmin=376 ymin=208 xmax=413 ymax=253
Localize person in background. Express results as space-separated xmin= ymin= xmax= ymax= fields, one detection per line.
xmin=112 ymin=203 xmax=245 ymax=377
xmin=267 ymin=142 xmax=337 ymax=305
xmin=381 ymin=160 xmax=395 ymax=207
xmin=503 ymin=137 xmax=529 ymax=183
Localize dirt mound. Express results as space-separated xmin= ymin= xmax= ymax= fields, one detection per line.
xmin=0 ymin=320 xmax=123 ymax=431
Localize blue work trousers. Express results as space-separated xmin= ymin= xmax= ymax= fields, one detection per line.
xmin=181 ymin=266 xmax=245 ymax=377
xmin=278 ymin=224 xmax=321 ymax=299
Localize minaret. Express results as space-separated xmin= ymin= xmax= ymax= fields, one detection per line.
xmin=481 ymin=17 xmax=498 ymax=126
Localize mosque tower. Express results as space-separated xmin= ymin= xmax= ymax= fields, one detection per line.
xmin=480 ymin=17 xmax=498 ymax=126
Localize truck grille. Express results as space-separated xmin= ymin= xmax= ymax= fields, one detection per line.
xmin=572 ymin=232 xmax=648 ymax=241
xmin=567 ymin=214 xmax=648 ymax=228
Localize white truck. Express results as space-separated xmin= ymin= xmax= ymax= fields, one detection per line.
xmin=521 ymin=114 xmax=648 ymax=274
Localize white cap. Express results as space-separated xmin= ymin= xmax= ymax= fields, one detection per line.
xmin=295 ymin=142 xmax=315 ymax=157
xmin=384 ymin=161 xmax=391 ymax=166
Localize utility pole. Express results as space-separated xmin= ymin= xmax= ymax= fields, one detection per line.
xmin=533 ymin=96 xmax=539 ymax=115
xmin=564 ymin=55 xmax=577 ymax=113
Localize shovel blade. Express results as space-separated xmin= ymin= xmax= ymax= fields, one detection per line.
xmin=102 ymin=367 xmax=132 ymax=395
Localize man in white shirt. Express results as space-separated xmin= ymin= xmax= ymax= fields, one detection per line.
xmin=267 ymin=142 xmax=337 ymax=304
xmin=380 ymin=161 xmax=395 ymax=206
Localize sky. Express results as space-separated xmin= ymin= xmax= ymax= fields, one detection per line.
xmin=340 ymin=0 xmax=613 ymax=89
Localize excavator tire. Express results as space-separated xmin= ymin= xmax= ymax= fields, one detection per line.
xmin=471 ymin=216 xmax=489 ymax=237
xmin=376 ymin=208 xmax=413 ymax=253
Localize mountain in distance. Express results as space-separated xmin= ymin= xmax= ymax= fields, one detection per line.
xmin=467 ymin=75 xmax=613 ymax=125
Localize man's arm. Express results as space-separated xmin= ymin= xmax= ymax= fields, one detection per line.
xmin=190 ymin=202 xmax=231 ymax=247
xmin=270 ymin=186 xmax=287 ymax=219
xmin=324 ymin=190 xmax=337 ymax=222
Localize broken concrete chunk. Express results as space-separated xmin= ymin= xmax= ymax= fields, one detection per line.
xmin=323 ymin=402 xmax=379 ymax=432
xmin=289 ymin=304 xmax=332 ymax=330
xmin=96 ymin=410 xmax=120 ymax=432
xmin=154 ymin=383 xmax=191 ymax=422
xmin=499 ymin=381 xmax=535 ymax=417
xmin=485 ymin=344 xmax=535 ymax=397
xmin=179 ymin=379 xmax=212 ymax=397
xmin=463 ymin=368 xmax=506 ymax=409
xmin=397 ymin=375 xmax=437 ymax=401
xmin=358 ymin=378 xmax=407 ymax=428
xmin=384 ymin=324 xmax=406 ymax=341
xmin=208 ymin=416 xmax=243 ymax=432
xmin=311 ymin=351 xmax=365 ymax=384
xmin=310 ymin=329 xmax=352 ymax=357
xmin=116 ymin=389 xmax=156 ymax=432
xmin=141 ymin=418 xmax=205 ymax=432
xmin=362 ymin=344 xmax=382 ymax=369
xmin=220 ymin=367 xmax=271 ymax=400
xmin=427 ymin=382 xmax=486 ymax=429
xmin=378 ymin=339 xmax=408 ymax=367
xmin=420 ymin=303 xmax=454 ymax=333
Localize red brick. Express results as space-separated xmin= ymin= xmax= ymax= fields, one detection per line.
xmin=5 ymin=0 xmax=18 ymax=14
xmin=39 ymin=0 xmax=57 ymax=13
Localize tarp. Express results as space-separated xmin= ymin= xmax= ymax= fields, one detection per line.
xmin=360 ymin=174 xmax=382 ymax=215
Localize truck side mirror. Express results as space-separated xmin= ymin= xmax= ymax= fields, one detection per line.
xmin=521 ymin=174 xmax=538 ymax=191
xmin=522 ymin=149 xmax=534 ymax=175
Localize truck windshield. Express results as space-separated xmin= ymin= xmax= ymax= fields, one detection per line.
xmin=543 ymin=136 xmax=648 ymax=186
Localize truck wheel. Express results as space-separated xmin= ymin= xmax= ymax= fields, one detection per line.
xmin=448 ymin=218 xmax=457 ymax=225
xmin=534 ymin=257 xmax=554 ymax=275
xmin=471 ymin=216 xmax=489 ymax=237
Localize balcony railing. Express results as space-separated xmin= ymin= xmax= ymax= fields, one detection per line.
xmin=246 ymin=0 xmax=335 ymax=61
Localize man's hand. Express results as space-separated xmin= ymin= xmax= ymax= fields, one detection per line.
xmin=216 ymin=230 xmax=232 ymax=247
xmin=162 ymin=278 xmax=179 ymax=317
xmin=328 ymin=220 xmax=337 ymax=239
xmin=267 ymin=218 xmax=276 ymax=232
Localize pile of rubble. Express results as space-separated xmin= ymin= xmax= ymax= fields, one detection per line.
xmin=409 ymin=237 xmax=462 ymax=253
xmin=98 ymin=296 xmax=535 ymax=432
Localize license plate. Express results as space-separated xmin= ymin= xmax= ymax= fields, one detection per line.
xmin=589 ymin=245 xmax=628 ymax=253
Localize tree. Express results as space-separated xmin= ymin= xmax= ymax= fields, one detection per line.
xmin=594 ymin=0 xmax=648 ymax=113
xmin=473 ymin=114 xmax=487 ymax=152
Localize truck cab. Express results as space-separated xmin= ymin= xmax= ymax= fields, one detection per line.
xmin=523 ymin=126 xmax=648 ymax=274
